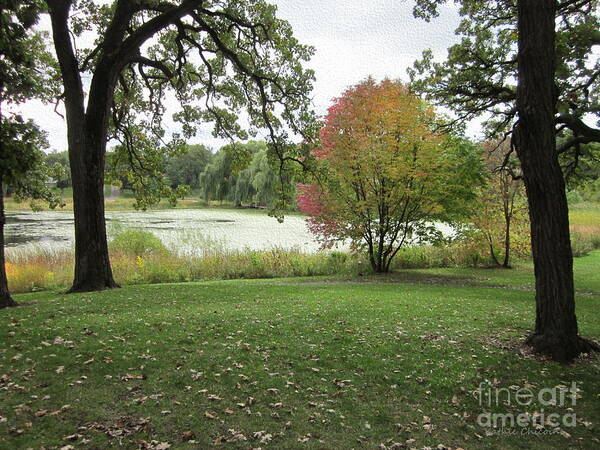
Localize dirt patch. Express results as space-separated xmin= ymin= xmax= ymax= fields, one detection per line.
xmin=479 ymin=333 xmax=600 ymax=364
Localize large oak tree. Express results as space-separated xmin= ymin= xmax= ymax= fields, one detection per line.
xmin=410 ymin=0 xmax=599 ymax=361
xmin=44 ymin=0 xmax=316 ymax=292
xmin=515 ymin=0 xmax=598 ymax=361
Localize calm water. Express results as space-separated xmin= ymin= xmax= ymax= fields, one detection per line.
xmin=5 ymin=209 xmax=324 ymax=256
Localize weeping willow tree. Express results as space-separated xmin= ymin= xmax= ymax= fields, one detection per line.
xmin=198 ymin=141 xmax=291 ymax=207
xmin=198 ymin=146 xmax=239 ymax=204
xmin=232 ymin=145 xmax=289 ymax=207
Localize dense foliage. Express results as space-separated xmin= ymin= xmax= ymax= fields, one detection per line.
xmin=298 ymin=79 xmax=483 ymax=272
xmin=166 ymin=144 xmax=212 ymax=190
xmin=199 ymin=141 xmax=293 ymax=208
xmin=0 ymin=0 xmax=62 ymax=307
xmin=409 ymin=0 xmax=600 ymax=159
xmin=0 ymin=0 xmax=58 ymax=201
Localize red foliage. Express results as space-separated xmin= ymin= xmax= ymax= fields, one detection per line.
xmin=296 ymin=183 xmax=343 ymax=248
xmin=296 ymin=183 xmax=324 ymax=216
xmin=297 ymin=78 xmax=426 ymax=250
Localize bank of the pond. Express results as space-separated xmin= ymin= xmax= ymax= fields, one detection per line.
xmin=4 ymin=203 xmax=599 ymax=294
xmin=3 ymin=193 xmax=215 ymax=211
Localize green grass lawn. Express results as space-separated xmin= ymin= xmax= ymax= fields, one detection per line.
xmin=4 ymin=189 xmax=304 ymax=214
xmin=1 ymin=254 xmax=599 ymax=449
xmin=378 ymin=251 xmax=600 ymax=293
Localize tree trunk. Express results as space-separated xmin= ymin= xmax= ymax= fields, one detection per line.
xmin=48 ymin=2 xmax=119 ymax=293
xmin=367 ymin=246 xmax=386 ymax=273
xmin=372 ymin=252 xmax=390 ymax=273
xmin=487 ymin=233 xmax=501 ymax=266
xmin=0 ymin=176 xmax=17 ymax=308
xmin=502 ymin=215 xmax=511 ymax=268
xmin=68 ymin=129 xmax=119 ymax=293
xmin=515 ymin=0 xmax=596 ymax=362
xmin=67 ymin=62 xmax=121 ymax=292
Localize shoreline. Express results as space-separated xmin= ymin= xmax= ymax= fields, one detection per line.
xmin=3 ymin=196 xmax=304 ymax=215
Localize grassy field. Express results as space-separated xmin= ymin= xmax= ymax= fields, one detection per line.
xmin=570 ymin=202 xmax=600 ymax=225
xmin=1 ymin=253 xmax=599 ymax=449
xmin=570 ymin=202 xmax=600 ymax=243
xmin=384 ymin=249 xmax=600 ymax=293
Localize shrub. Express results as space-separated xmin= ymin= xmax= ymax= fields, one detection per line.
xmin=592 ymin=234 xmax=600 ymax=250
xmin=109 ymin=229 xmax=169 ymax=257
xmin=571 ymin=231 xmax=594 ymax=257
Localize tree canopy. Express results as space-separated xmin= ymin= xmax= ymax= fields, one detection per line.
xmin=43 ymin=0 xmax=318 ymax=291
xmin=298 ymin=79 xmax=482 ymax=272
xmin=166 ymin=144 xmax=212 ymax=189
xmin=47 ymin=0 xmax=317 ymax=205
xmin=409 ymin=0 xmax=600 ymax=164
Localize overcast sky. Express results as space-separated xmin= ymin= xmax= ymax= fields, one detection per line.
xmin=21 ymin=0 xmax=463 ymax=152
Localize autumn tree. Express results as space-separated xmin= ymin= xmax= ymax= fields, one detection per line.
xmin=1 ymin=0 xmax=62 ymax=308
xmin=410 ymin=0 xmax=599 ymax=361
xmin=43 ymin=0 xmax=316 ymax=292
xmin=474 ymin=140 xmax=528 ymax=268
xmin=298 ymin=79 xmax=482 ymax=273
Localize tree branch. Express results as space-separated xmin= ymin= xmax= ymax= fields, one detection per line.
xmin=557 ymin=113 xmax=600 ymax=143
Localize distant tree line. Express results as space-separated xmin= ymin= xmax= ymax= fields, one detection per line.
xmin=38 ymin=140 xmax=292 ymax=209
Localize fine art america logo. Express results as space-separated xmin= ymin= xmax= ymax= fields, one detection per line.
xmin=475 ymin=381 xmax=580 ymax=435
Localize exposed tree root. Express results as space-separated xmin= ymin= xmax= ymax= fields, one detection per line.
xmin=525 ymin=333 xmax=600 ymax=363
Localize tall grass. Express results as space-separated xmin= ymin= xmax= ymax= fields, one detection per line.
xmin=5 ymin=245 xmax=73 ymax=293
xmin=5 ymin=230 xmax=356 ymax=293
xmin=569 ymin=203 xmax=600 ymax=255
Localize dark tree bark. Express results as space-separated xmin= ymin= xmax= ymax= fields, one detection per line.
xmin=67 ymin=127 xmax=119 ymax=293
xmin=47 ymin=0 xmax=195 ymax=292
xmin=487 ymin=233 xmax=501 ymax=267
xmin=502 ymin=193 xmax=513 ymax=268
xmin=515 ymin=0 xmax=597 ymax=362
xmin=48 ymin=1 xmax=119 ymax=292
xmin=0 ymin=176 xmax=17 ymax=308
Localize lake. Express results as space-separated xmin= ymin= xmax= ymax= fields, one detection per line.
xmin=4 ymin=209 xmax=324 ymax=256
